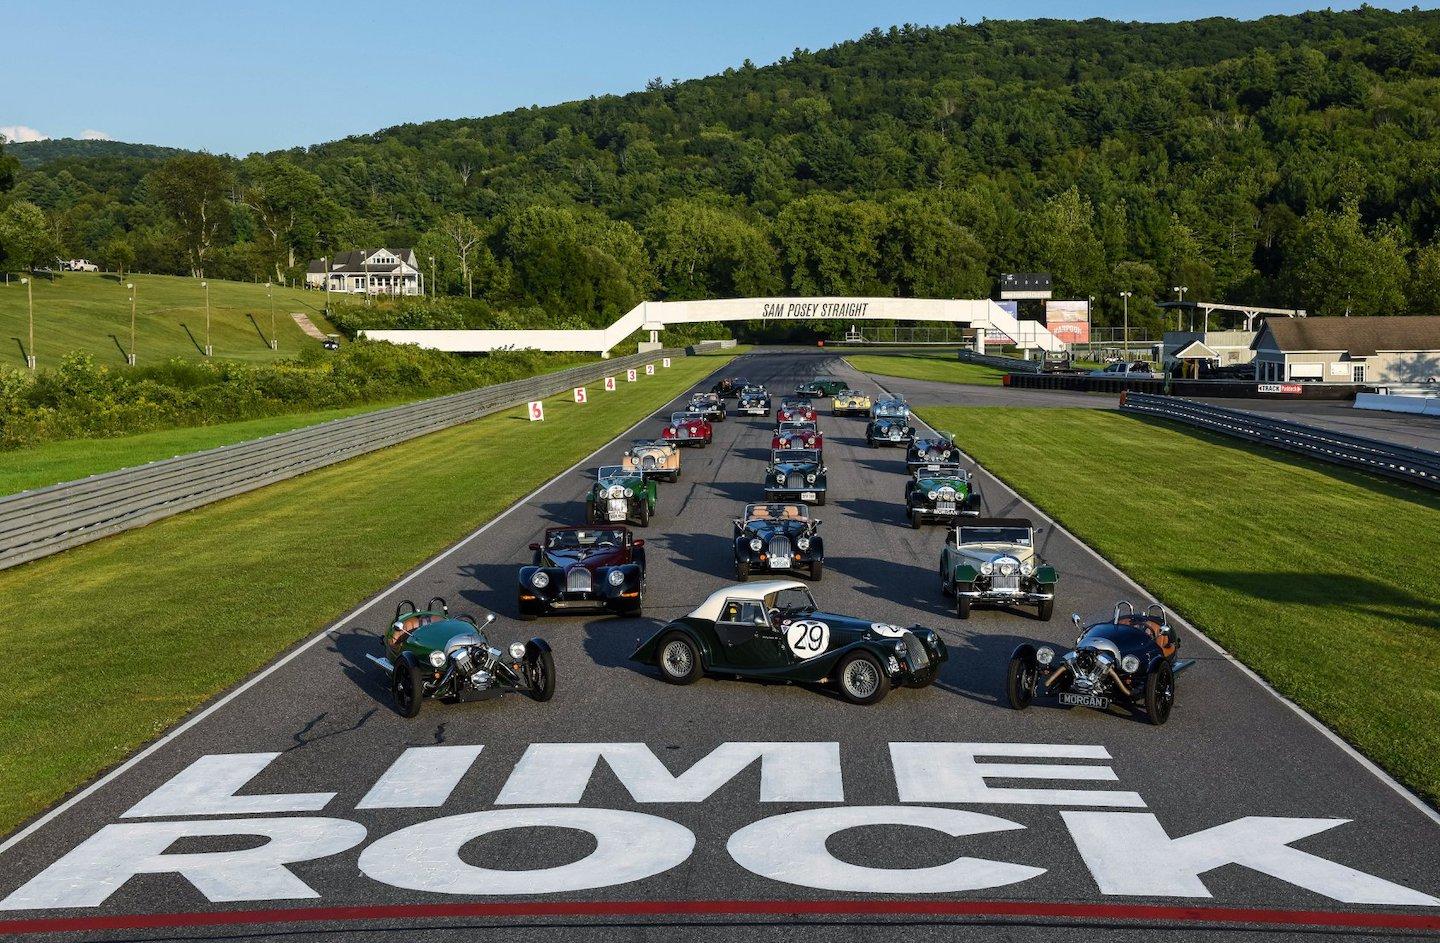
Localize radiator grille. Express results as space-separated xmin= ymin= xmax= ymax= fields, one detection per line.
xmin=606 ymin=498 xmax=628 ymax=521
xmin=768 ymin=536 xmax=792 ymax=565
xmin=903 ymin=631 xmax=930 ymax=669
xmin=936 ymin=487 xmax=957 ymax=515
xmin=990 ymin=572 xmax=1021 ymax=592
xmin=566 ymin=568 xmax=592 ymax=593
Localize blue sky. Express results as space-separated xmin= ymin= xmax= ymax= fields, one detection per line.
xmin=2 ymin=1 xmax=1432 ymax=154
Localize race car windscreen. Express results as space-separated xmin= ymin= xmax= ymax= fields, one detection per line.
xmin=596 ymin=465 xmax=626 ymax=479
xmin=670 ymin=412 xmax=702 ymax=424
xmin=779 ymin=421 xmax=816 ymax=432
xmin=917 ymin=465 xmax=965 ymax=479
xmin=959 ymin=525 xmax=1032 ymax=546
xmin=773 ymin=449 xmax=820 ymax=465
xmin=769 ymin=586 xmax=817 ymax=614
xmin=547 ymin=529 xmax=626 ymax=549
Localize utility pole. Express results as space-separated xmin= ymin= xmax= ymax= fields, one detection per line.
xmin=429 ymin=255 xmax=436 ymax=301
xmin=364 ymin=250 xmax=370 ymax=308
xmin=1119 ymin=290 xmax=1132 ymax=357
xmin=266 ymin=281 xmax=277 ymax=350
xmin=202 ymin=280 xmax=212 ymax=356
xmin=322 ymin=254 xmax=331 ymax=313
xmin=127 ymin=282 xmax=137 ymax=365
xmin=21 ymin=276 xmax=35 ymax=370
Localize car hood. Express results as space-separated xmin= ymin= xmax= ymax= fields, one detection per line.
xmin=952 ymin=543 xmax=1034 ymax=564
xmin=872 ymin=418 xmax=910 ymax=430
xmin=595 ymin=475 xmax=643 ymax=490
xmin=911 ymin=441 xmax=955 ymax=456
xmin=915 ymin=476 xmax=969 ymax=491
xmin=770 ymin=461 xmax=821 ymax=476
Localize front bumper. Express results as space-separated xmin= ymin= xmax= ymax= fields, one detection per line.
xmin=766 ymin=487 xmax=825 ymax=503
xmin=911 ymin=505 xmax=980 ymax=521
xmin=958 ymin=588 xmax=1054 ymax=604
xmin=871 ymin=434 xmax=912 ymax=446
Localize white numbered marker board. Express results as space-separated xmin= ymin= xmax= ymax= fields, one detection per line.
xmin=645 ymin=364 xmax=655 ymax=376
xmin=527 ymin=401 xmax=545 ymax=422
xmin=573 ymin=387 xmax=587 ymax=404
xmin=627 ymin=369 xmax=637 ymax=382
xmin=662 ymin=358 xmax=671 ymax=368
xmin=604 ymin=376 xmax=616 ymax=392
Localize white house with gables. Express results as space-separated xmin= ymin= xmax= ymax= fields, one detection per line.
xmin=306 ymin=248 xmax=424 ymax=296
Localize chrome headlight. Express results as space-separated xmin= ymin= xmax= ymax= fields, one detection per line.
xmin=796 ymin=536 xmax=811 ymax=550
xmin=428 ymin=650 xmax=446 ymax=668
xmin=775 ymin=473 xmax=786 ymax=486
xmin=509 ymin=642 xmax=527 ymax=660
xmin=607 ymin=569 xmax=625 ymax=587
xmin=624 ymin=488 xmax=634 ymax=498
xmin=1036 ymin=646 xmax=1054 ymax=666
xmin=927 ymin=490 xmax=938 ymax=500
xmin=806 ymin=473 xmax=817 ymax=484
xmin=531 ymin=571 xmax=550 ymax=589
xmin=1121 ymin=655 xmax=1140 ymax=674
xmin=999 ymin=558 xmax=1017 ymax=577
xmin=749 ymin=537 xmax=763 ymax=552
xmin=1021 ymin=560 xmax=1036 ymax=576
xmin=980 ymin=561 xmax=994 ymax=576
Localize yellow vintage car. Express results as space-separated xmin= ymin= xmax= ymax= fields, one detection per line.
xmin=622 ymin=440 xmax=681 ymax=483
xmin=832 ymin=389 xmax=872 ymax=417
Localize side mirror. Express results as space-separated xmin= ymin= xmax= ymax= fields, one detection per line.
xmin=1070 ymin=613 xmax=1082 ymax=627
xmin=633 ymin=538 xmax=645 ymax=548
xmin=528 ymin=542 xmax=540 ymax=551
xmin=753 ymin=616 xmax=769 ymax=626
xmin=485 ymin=613 xmax=496 ymax=624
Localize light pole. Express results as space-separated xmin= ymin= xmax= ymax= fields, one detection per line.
xmin=266 ymin=281 xmax=277 ymax=350
xmin=429 ymin=255 xmax=435 ymax=301
xmin=20 ymin=276 xmax=35 ymax=370
xmin=127 ymin=282 xmax=137 ymax=365
xmin=1172 ymin=285 xmax=1189 ymax=330
xmin=322 ymin=255 xmax=331 ymax=314
xmin=202 ymin=280 xmax=212 ymax=356
xmin=1119 ymin=290 xmax=1132 ymax=356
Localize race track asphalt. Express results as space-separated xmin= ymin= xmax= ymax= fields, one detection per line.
xmin=1 ymin=350 xmax=1437 ymax=942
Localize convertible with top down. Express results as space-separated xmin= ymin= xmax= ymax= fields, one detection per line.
xmin=518 ymin=526 xmax=646 ymax=619
xmin=737 ymin=385 xmax=771 ymax=415
xmin=771 ymin=420 xmax=823 ymax=453
xmin=712 ymin=376 xmax=748 ymax=399
xmin=687 ymin=392 xmax=726 ymax=422
xmin=905 ymin=462 xmax=981 ymax=527
xmin=662 ymin=411 xmax=712 ymax=447
xmin=733 ymin=502 xmax=824 ymax=580
xmin=906 ymin=433 xmax=959 ymax=472
xmin=795 ymin=377 xmax=848 ymax=398
xmin=585 ymin=465 xmax=656 ymax=526
xmin=832 ymin=389 xmax=872 ymax=417
xmin=765 ymin=447 xmax=827 ymax=505
xmin=632 ymin=580 xmax=947 ymax=704
xmin=622 ymin=440 xmax=680 ymax=483
xmin=776 ymin=397 xmax=818 ymax=423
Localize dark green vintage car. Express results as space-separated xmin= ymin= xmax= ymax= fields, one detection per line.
xmin=585 ymin=465 xmax=657 ymax=526
xmin=367 ymin=597 xmax=555 ymax=717
xmin=632 ymin=580 xmax=947 ymax=705
xmin=795 ymin=377 xmax=849 ymax=398
xmin=905 ymin=462 xmax=981 ymax=527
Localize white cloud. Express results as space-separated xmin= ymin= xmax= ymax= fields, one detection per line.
xmin=80 ymin=129 xmax=112 ymax=140
xmin=0 ymin=125 xmax=49 ymax=143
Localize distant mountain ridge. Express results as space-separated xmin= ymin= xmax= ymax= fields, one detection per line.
xmin=9 ymin=138 xmax=188 ymax=168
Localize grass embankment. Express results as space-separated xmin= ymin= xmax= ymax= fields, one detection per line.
xmin=844 ymin=353 xmax=1009 ymax=386
xmin=918 ymin=405 xmax=1440 ymax=805
xmin=0 ymin=354 xmax=729 ymax=836
xmin=0 ymin=272 xmax=334 ymax=367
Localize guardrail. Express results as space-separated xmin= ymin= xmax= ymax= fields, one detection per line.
xmin=1007 ymin=372 xmax=1362 ymax=400
xmin=0 ymin=348 xmax=689 ymax=571
xmin=1119 ymin=392 xmax=1440 ymax=491
xmin=957 ymin=349 xmax=1043 ymax=373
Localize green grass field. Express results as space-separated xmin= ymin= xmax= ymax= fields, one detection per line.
xmin=918 ymin=405 xmax=1440 ymax=805
xmin=844 ymin=353 xmax=1009 ymax=386
xmin=0 ymin=354 xmax=728 ymax=836
xmin=0 ymin=400 xmax=417 ymax=496
xmin=0 ymin=271 xmax=335 ymax=367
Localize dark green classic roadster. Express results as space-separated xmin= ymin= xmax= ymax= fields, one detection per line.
xmin=586 ymin=465 xmax=657 ymax=526
xmin=632 ymin=580 xmax=947 ymax=705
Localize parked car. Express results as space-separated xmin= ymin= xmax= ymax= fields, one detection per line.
xmin=866 ymin=414 xmax=915 ymax=447
xmin=662 ymin=411 xmax=713 ymax=447
xmin=64 ymin=259 xmax=99 ymax=272
xmin=622 ymin=440 xmax=680 ymax=483
xmin=776 ymin=397 xmax=818 ymax=423
xmin=1005 ymin=602 xmax=1191 ymax=725
xmin=585 ymin=465 xmax=656 ymax=526
xmin=771 ymin=420 xmax=823 ymax=454
xmin=832 ymin=389 xmax=872 ymax=417
xmin=940 ymin=517 xmax=1057 ymax=620
xmin=687 ymin=392 xmax=726 ymax=422
xmin=733 ymin=502 xmax=824 ymax=581
xmin=737 ymin=388 xmax=771 ymax=415
xmin=765 ymin=448 xmax=827 ymax=505
xmin=1087 ymin=361 xmax=1160 ymax=379
xmin=906 ymin=434 xmax=959 ymax=473
xmin=518 ymin=526 xmax=646 ymax=619
xmin=631 ymin=580 xmax=947 ymax=705
xmin=905 ymin=463 xmax=981 ymax=527
xmin=366 ymin=597 xmax=554 ymax=717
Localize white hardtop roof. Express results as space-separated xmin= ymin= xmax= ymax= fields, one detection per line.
xmin=689 ymin=579 xmax=808 ymax=622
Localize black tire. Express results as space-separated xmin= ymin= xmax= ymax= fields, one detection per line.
xmin=1037 ymin=598 xmax=1055 ymax=622
xmin=909 ymin=508 xmax=921 ymax=529
xmin=517 ymin=597 xmax=539 ymax=622
xmin=391 ymin=659 xmax=424 ymax=718
xmin=657 ymin=632 xmax=702 ymax=685
xmin=814 ymin=492 xmax=826 ymax=506
xmin=956 ymin=585 xmax=973 ymax=620
xmin=836 ymin=651 xmax=890 ymax=705
xmin=940 ymin=562 xmax=954 ymax=597
xmin=637 ymin=500 xmax=650 ymax=527
xmin=866 ymin=436 xmax=876 ymax=448
xmin=585 ymin=503 xmax=597 ymax=525
xmin=525 ymin=648 xmax=556 ymax=702
xmin=809 ymin=560 xmax=823 ymax=581
xmin=1144 ymin=661 xmax=1175 ymax=725
xmin=736 ymin=560 xmax=750 ymax=582
xmin=1006 ymin=654 xmax=1036 ymax=710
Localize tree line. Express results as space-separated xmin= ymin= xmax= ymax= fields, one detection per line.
xmin=4 ymin=7 xmax=1440 ymax=334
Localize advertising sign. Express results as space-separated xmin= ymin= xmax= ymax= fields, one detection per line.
xmin=986 ymin=302 xmax=1019 ymax=346
xmin=1257 ymin=383 xmax=1303 ymax=395
xmin=527 ymin=401 xmax=544 ymax=421
xmin=1045 ymin=300 xmax=1091 ymax=345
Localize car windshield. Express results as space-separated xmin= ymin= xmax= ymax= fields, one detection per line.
xmin=745 ymin=503 xmax=809 ymax=522
xmin=779 ymin=421 xmax=816 ymax=433
xmin=547 ymin=529 xmax=625 ymax=549
xmin=959 ymin=526 xmax=1032 ymax=546
xmin=770 ymin=586 xmax=817 ymax=614
xmin=596 ymin=465 xmax=627 ymax=479
xmin=773 ymin=449 xmax=819 ymax=465
xmin=670 ymin=412 xmax=703 ymax=424
xmin=875 ymin=404 xmax=908 ymax=417
xmin=916 ymin=465 xmax=966 ymax=480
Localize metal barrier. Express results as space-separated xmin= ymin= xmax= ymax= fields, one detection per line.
xmin=957 ymin=349 xmax=1043 ymax=374
xmin=0 ymin=349 xmax=689 ymax=570
xmin=1007 ymin=372 xmax=1362 ymax=400
xmin=1119 ymin=392 xmax=1440 ymax=491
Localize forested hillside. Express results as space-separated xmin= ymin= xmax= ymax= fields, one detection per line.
xmin=4 ymin=7 xmax=1440 ymax=332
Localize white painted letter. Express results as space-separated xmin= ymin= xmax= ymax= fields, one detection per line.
xmin=891 ymin=742 xmax=1144 ymax=807
xmin=125 ymin=753 xmax=334 ymax=817
xmin=357 ymin=745 xmax=484 ymax=809
xmin=358 ymin=808 xmax=692 ymax=895
xmin=1064 ymin=812 xmax=1440 ymax=906
xmin=0 ymin=818 xmax=365 ymax=910
xmin=728 ymin=806 xmax=1044 ymax=893
xmin=495 ymin=742 xmax=843 ymax=804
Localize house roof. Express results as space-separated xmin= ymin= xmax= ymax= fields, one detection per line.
xmin=1255 ymin=316 xmax=1440 ymax=356
xmin=1174 ymin=340 xmax=1219 ymax=359
xmin=308 ymin=248 xmax=416 ymax=275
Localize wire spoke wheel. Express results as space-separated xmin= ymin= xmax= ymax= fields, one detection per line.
xmin=662 ymin=639 xmax=693 ymax=678
xmin=842 ymin=658 xmax=878 ymax=699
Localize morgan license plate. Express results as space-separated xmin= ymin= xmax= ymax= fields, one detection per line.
xmin=1058 ymin=692 xmax=1110 ymax=709
xmin=800 ymin=491 xmax=817 ymax=501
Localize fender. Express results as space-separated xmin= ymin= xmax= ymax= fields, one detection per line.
xmin=1010 ymin=642 xmax=1038 ymax=664
xmin=952 ymin=562 xmax=979 ymax=583
xmin=630 ymin=619 xmax=715 ymax=667
xmin=593 ymin=563 xmax=644 ymax=599
xmin=517 ymin=565 xmax=564 ymax=600
xmin=524 ymin=637 xmax=552 ymax=657
xmin=1035 ymin=565 xmax=1058 ymax=585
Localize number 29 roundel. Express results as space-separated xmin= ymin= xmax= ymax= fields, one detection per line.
xmin=785 ymin=619 xmax=830 ymax=658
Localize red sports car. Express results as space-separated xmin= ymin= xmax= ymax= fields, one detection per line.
xmin=661 ymin=411 xmax=713 ymax=447
xmin=776 ymin=398 xmax=818 ymax=423
xmin=771 ymin=420 xmax=823 ymax=453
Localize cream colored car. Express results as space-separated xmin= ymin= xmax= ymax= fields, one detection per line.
xmin=939 ymin=517 xmax=1058 ymax=621
xmin=622 ymin=440 xmax=680 ymax=483
xmin=832 ymin=389 xmax=872 ymax=417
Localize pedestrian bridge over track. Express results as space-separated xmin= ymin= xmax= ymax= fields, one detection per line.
xmin=360 ymin=296 xmax=1065 ymax=355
